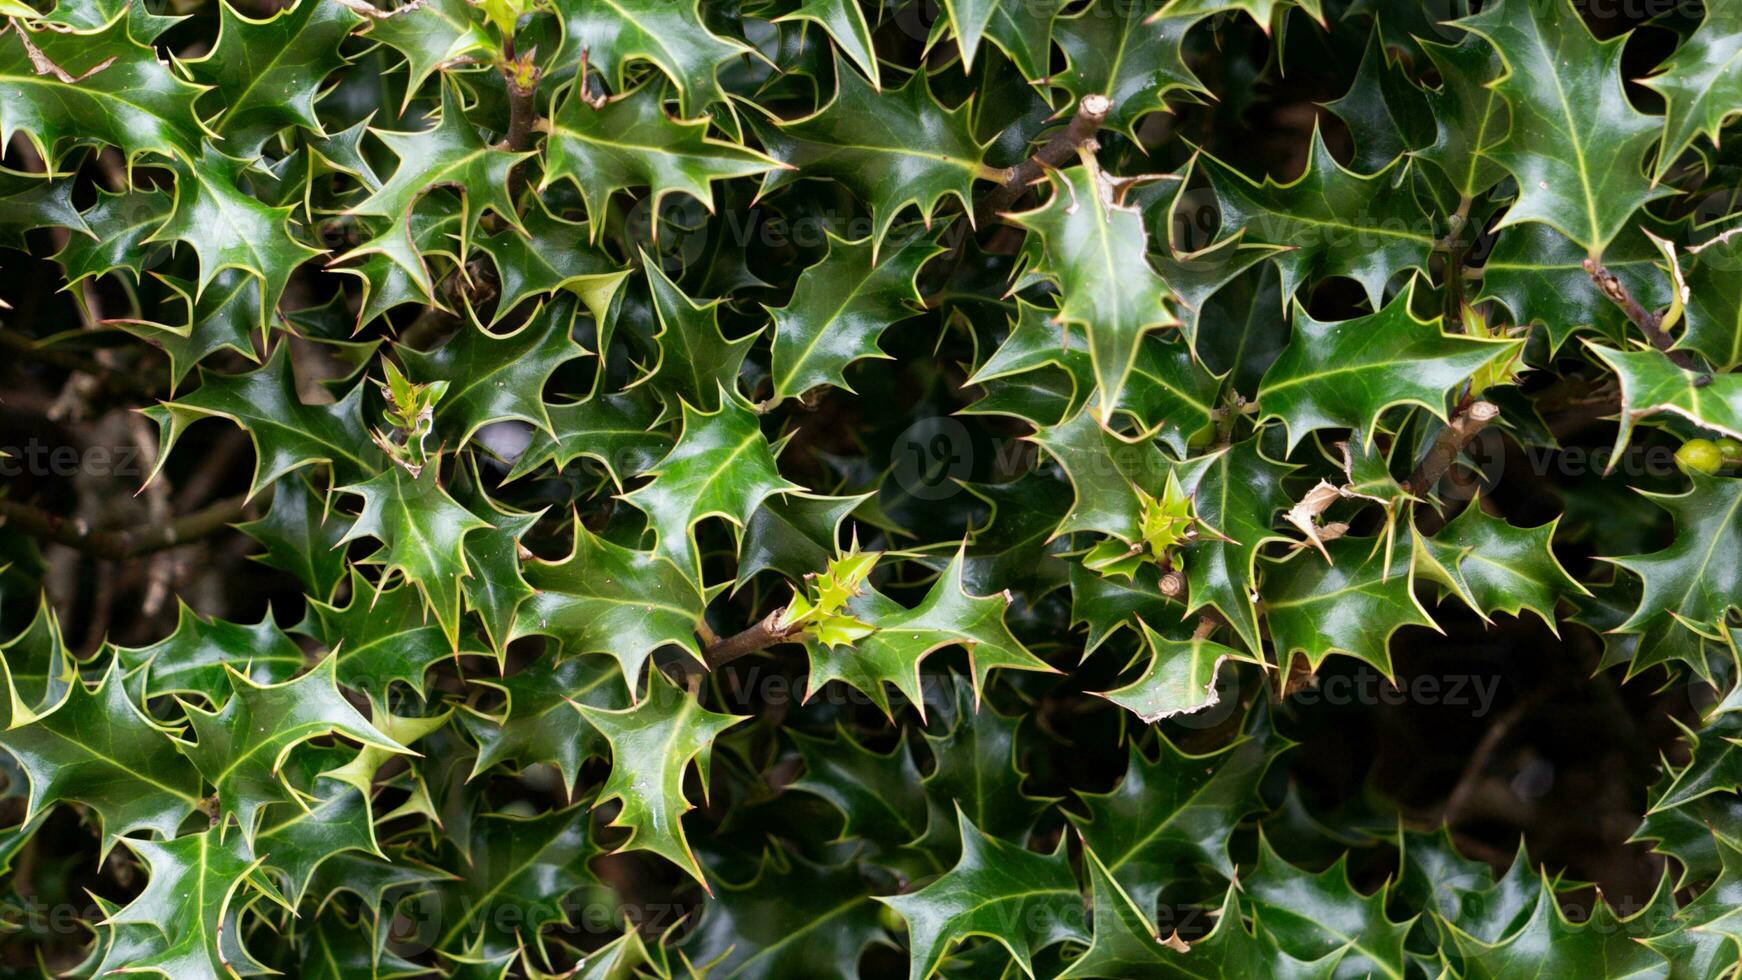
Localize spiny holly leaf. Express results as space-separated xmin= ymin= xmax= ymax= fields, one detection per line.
xmin=551 ymin=0 xmax=751 ymax=115
xmin=1239 ymin=835 xmax=1414 ymax=977
xmin=915 ymin=675 xmax=1054 ymax=857
xmin=804 ymin=551 xmax=1055 ymax=718
xmin=1478 ymin=218 xmax=1673 ymax=352
xmin=503 ymin=388 xmax=672 ymax=488
xmin=50 ymin=183 xmax=171 ymax=284
xmin=114 ymin=602 xmax=304 ymax=704
xmin=473 ymin=199 xmax=629 ymax=326
xmin=0 ymin=15 xmax=209 ymax=165
xmin=736 ymin=490 xmax=870 ymax=587
xmin=144 ymin=343 xmax=386 ymax=497
xmin=459 ymin=654 xmax=625 ymax=794
xmin=116 ymin=269 xmax=263 ymax=389
xmin=1010 ymin=159 xmax=1178 ymax=420
xmin=1096 ymin=621 xmax=1264 ymax=723
xmin=149 ymin=144 xmax=324 ymax=320
xmin=1413 ymin=504 xmax=1583 ymax=633
xmin=1675 ymin=231 xmax=1742 ymax=370
xmin=359 ymin=0 xmax=494 ymax=102
xmin=680 ymin=850 xmax=887 ymax=979
xmin=451 ymin=469 xmax=541 ymax=657
xmin=237 ymin=473 xmax=349 ymax=600
xmin=790 ymin=724 xmax=929 ymax=850
xmin=1176 ymin=438 xmax=1296 ymax=653
xmin=1588 ymin=344 xmax=1742 ymax=456
xmin=512 ymin=521 xmax=707 ymax=689
xmin=1067 ymin=715 xmax=1287 ymax=913
xmin=0 ymin=595 xmax=73 ymax=725
xmin=1458 ymin=0 xmax=1667 ymax=258
xmin=1325 ymin=29 xmax=1432 ymax=174
xmin=767 ymin=228 xmax=945 ymax=403
xmin=340 ymin=83 xmax=531 ymax=291
xmin=1446 ymin=872 xmax=1674 ymax=979
xmin=1261 ymin=534 xmax=1437 ymax=676
xmin=575 ymin=668 xmax=747 ymax=888
xmin=297 ymin=569 xmax=466 ymax=698
xmin=336 ymin=464 xmax=490 ymax=649
xmin=1054 ymin=5 xmax=1204 ymax=137
xmin=1643 ymin=5 xmax=1742 ymax=175
xmin=399 ymin=295 xmax=591 ymax=447
xmin=620 ymin=386 xmax=799 ymax=583
xmin=255 ymin=777 xmax=379 ymax=906
xmin=1070 ymin=562 xmax=1184 ymax=655
xmin=634 ymin=260 xmax=758 ymax=418
xmin=1196 ymin=128 xmax=1437 ymax=307
xmin=0 ymin=659 xmax=203 ymax=852
xmin=180 ymin=655 xmax=408 ymax=843
xmin=540 ymin=82 xmax=780 ymax=229
xmin=1256 ymin=284 xmax=1523 ymax=453
xmin=1062 ymin=847 xmax=1344 ymax=980
xmin=180 ymin=0 xmax=364 ymax=152
xmin=778 ymin=0 xmax=880 ymax=86
xmin=333 ymin=191 xmax=464 ymax=325
xmin=1415 ymin=35 xmax=1510 ymax=199
xmin=423 ymin=804 xmax=601 ymax=959
xmin=877 ymin=810 xmax=1087 ymax=980
xmin=107 ymin=827 xmax=288 ymax=980
xmin=1605 ymin=472 xmax=1742 ymax=636
xmin=958 ymin=469 xmax=1072 ymax=596
xmin=753 ymin=53 xmax=988 ymax=251
xmin=1028 ymin=404 xmax=1169 ymax=544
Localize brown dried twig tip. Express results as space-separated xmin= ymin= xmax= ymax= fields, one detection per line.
xmin=976 ymin=94 xmax=1113 ymax=226
xmin=1582 ymin=258 xmax=1695 ymax=369
xmin=1406 ymin=400 xmax=1500 ymax=496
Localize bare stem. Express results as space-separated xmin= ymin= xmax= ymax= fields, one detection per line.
xmin=1405 ymin=400 xmax=1500 ymax=495
xmin=701 ymin=608 xmax=804 ymax=670
xmin=0 ymin=492 xmax=254 ymax=560
xmin=1583 ymin=259 xmax=1695 ymax=369
xmin=975 ymin=94 xmax=1112 ymax=226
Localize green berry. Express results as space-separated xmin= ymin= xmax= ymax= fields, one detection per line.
xmin=1677 ymin=438 xmax=1724 ymax=475
xmin=1715 ymin=437 xmax=1742 ymax=465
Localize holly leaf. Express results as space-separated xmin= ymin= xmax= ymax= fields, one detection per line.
xmin=633 ymin=259 xmax=759 ymax=419
xmin=1239 ymin=835 xmax=1414 ymax=977
xmin=114 ymin=602 xmax=304 ymax=704
xmin=575 ymin=668 xmax=747 ymax=888
xmin=1675 ymin=231 xmax=1742 ymax=370
xmin=1413 ymin=504 xmax=1583 ymax=633
xmin=736 ymin=490 xmax=870 ymax=587
xmin=181 ymin=654 xmax=408 ymax=843
xmin=1479 ymin=218 xmax=1672 ymax=352
xmin=144 ymin=343 xmax=386 ymax=497
xmin=237 ymin=472 xmax=349 ymax=600
xmin=878 ymin=810 xmax=1087 ymax=980
xmin=512 ymin=520 xmax=707 ymax=690
xmin=1260 ymin=534 xmax=1438 ymax=676
xmin=1054 ymin=5 xmax=1204 ymax=137
xmin=336 ymin=464 xmax=490 ymax=649
xmin=790 ymin=724 xmax=929 ymax=850
xmin=778 ymin=0 xmax=880 ymax=86
xmin=680 ymin=850 xmax=887 ymax=979
xmin=1028 ymin=404 xmax=1169 ymax=543
xmin=473 ymin=199 xmax=629 ymax=326
xmin=360 ymin=0 xmax=494 ymax=103
xmin=620 ymin=386 xmax=799 ymax=583
xmin=541 ymin=81 xmax=780 ymax=229
xmin=0 ymin=659 xmax=203 ymax=852
xmin=1643 ymin=4 xmax=1742 ymax=176
xmin=1415 ymin=35 xmax=1510 ymax=199
xmin=424 ymin=805 xmax=601 ymax=959
xmin=1067 ymin=714 xmax=1287 ymax=913
xmin=752 ymin=53 xmax=988 ymax=251
xmin=1096 ymin=621 xmax=1264 ymax=723
xmin=399 ymin=295 xmax=591 ymax=447
xmin=1010 ymin=160 xmax=1179 ymax=420
xmin=804 ymin=551 xmax=1056 ymax=718
xmin=768 ymin=228 xmax=945 ymax=403
xmin=108 ymin=827 xmax=288 ymax=980
xmin=297 ymin=569 xmax=467 ymax=698
xmin=1588 ymin=344 xmax=1742 ymax=456
xmin=459 ymin=654 xmax=626 ymax=794
xmin=1176 ymin=438 xmax=1297 ymax=653
xmin=503 ymin=388 xmax=672 ymax=488
xmin=180 ymin=0 xmax=363 ymax=152
xmin=1457 ymin=0 xmax=1667 ymax=257
xmin=1196 ymin=127 xmax=1437 ymax=307
xmin=1604 ymin=472 xmax=1742 ymax=636
xmin=1446 ymin=873 xmax=1674 ymax=979
xmin=1256 ymin=283 xmax=1524 ymax=453
xmin=550 ymin=0 xmax=751 ymax=115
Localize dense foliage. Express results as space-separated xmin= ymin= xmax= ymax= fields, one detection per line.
xmin=0 ymin=0 xmax=1740 ymax=975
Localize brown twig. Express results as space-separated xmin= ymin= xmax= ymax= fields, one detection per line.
xmin=1405 ymin=400 xmax=1500 ymax=495
xmin=0 ymin=330 xmax=157 ymax=399
xmin=975 ymin=94 xmax=1111 ymax=226
xmin=700 ymin=608 xmax=804 ymax=671
xmin=0 ymin=492 xmax=254 ymax=560
xmin=1582 ymin=259 xmax=1696 ymax=369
